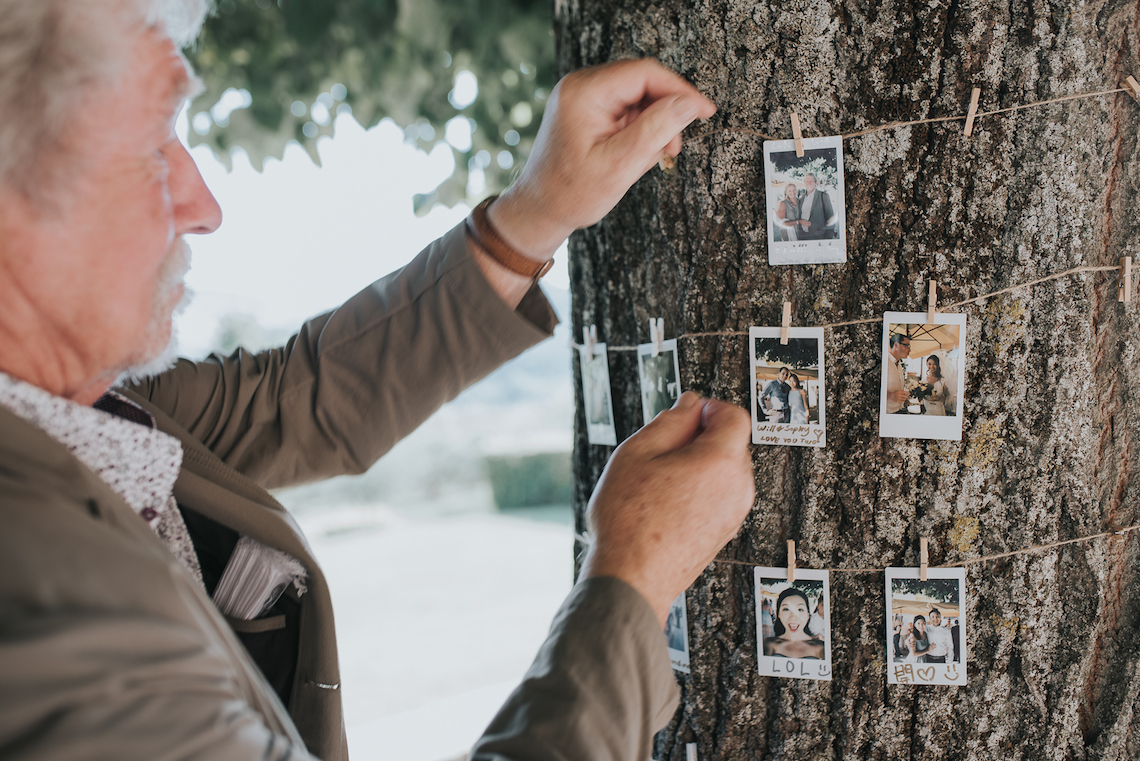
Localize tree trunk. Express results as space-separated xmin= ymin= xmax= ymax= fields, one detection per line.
xmin=558 ymin=1 xmax=1140 ymax=759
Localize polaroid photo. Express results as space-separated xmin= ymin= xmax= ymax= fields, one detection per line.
xmin=879 ymin=312 xmax=968 ymax=441
xmin=885 ymin=567 xmax=967 ymax=686
xmin=664 ymin=591 xmax=690 ymax=673
xmin=763 ymin=135 xmax=847 ymax=265
xmin=749 ymin=327 xmax=826 ymax=448
xmin=578 ymin=343 xmax=617 ymax=446
xmin=754 ymin=567 xmax=832 ymax=681
xmin=637 ymin=339 xmax=682 ymax=425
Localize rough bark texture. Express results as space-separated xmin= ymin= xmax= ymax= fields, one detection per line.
xmin=559 ymin=1 xmax=1140 ymax=759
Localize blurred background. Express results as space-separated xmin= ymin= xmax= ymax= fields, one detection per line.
xmin=175 ymin=2 xmax=574 ymax=758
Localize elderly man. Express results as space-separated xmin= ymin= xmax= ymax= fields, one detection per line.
xmin=0 ymin=1 xmax=755 ymax=760
xmin=794 ymin=172 xmax=837 ymax=240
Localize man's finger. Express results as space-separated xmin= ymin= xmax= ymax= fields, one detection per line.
xmin=603 ymin=92 xmax=708 ymax=178
xmin=587 ymin=58 xmax=716 ymax=116
xmin=629 ymin=391 xmax=705 ymax=456
xmin=687 ymin=399 xmax=752 ymax=457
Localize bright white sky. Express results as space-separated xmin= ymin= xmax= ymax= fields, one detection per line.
xmin=175 ymin=109 xmax=570 ymax=358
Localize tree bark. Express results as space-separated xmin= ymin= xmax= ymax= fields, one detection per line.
xmin=558 ymin=1 xmax=1140 ymax=759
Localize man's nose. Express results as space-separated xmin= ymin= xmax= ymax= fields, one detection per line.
xmin=168 ymin=139 xmax=222 ymax=236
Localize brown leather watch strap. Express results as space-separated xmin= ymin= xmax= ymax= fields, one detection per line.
xmin=466 ymin=196 xmax=554 ymax=281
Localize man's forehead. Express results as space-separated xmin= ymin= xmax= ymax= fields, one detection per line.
xmin=139 ymin=30 xmax=203 ymax=120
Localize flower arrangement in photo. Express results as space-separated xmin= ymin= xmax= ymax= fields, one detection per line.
xmin=904 ymin=377 xmax=933 ymax=400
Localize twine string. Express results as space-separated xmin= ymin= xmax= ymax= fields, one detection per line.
xmin=687 ymin=87 xmax=1129 ymax=146
xmin=710 ymin=523 xmax=1139 ymax=573
xmin=571 ymin=264 xmax=1124 ymax=352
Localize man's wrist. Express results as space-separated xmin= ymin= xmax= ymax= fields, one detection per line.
xmin=485 ymin=187 xmax=571 ymax=263
xmin=579 ymin=548 xmax=670 ymax=627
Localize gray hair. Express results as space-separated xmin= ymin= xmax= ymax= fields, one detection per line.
xmin=0 ymin=0 xmax=209 ymax=199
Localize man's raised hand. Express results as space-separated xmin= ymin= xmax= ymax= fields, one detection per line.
xmin=579 ymin=392 xmax=755 ymax=625
xmin=487 ymin=59 xmax=716 ymax=262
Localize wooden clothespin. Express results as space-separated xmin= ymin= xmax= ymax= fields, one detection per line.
xmin=927 ymin=280 xmax=938 ymax=323
xmin=963 ymin=87 xmax=981 ymax=137
xmin=650 ymin=317 xmax=665 ymax=357
xmin=658 ymin=153 xmax=676 ymax=172
xmin=787 ymin=539 xmax=797 ymax=584
xmin=1126 ymin=76 xmax=1140 ymax=103
xmin=919 ymin=537 xmax=929 ymax=582
xmin=780 ymin=301 xmax=792 ymax=345
xmin=1119 ymin=256 xmax=1132 ymax=303
xmin=686 ymin=744 xmax=698 ymax=761
xmin=583 ymin=325 xmax=598 ymax=357
xmin=790 ymin=111 xmax=804 ymax=157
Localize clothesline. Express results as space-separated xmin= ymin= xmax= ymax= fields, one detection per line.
xmin=571 ymin=263 xmax=1123 ymax=352
xmin=685 ymin=86 xmax=1130 ymax=145
xmin=710 ymin=522 xmax=1139 ymax=573
xmin=573 ymin=523 xmax=1138 ymax=576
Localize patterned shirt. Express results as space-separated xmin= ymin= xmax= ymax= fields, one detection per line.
xmin=0 ymin=372 xmax=205 ymax=589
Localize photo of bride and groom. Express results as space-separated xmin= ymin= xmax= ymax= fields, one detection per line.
xmin=879 ymin=313 xmax=967 ymax=442
xmin=758 ymin=365 xmax=815 ymax=425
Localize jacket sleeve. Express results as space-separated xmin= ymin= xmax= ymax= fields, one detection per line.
xmin=128 ymin=222 xmax=558 ymax=489
xmin=471 ymin=577 xmax=681 ymax=761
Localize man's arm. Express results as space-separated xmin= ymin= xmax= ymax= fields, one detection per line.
xmin=130 ymin=224 xmax=557 ymax=489
xmin=472 ymin=393 xmax=754 ymax=758
xmin=471 ymin=578 xmax=677 ymax=761
xmin=822 ymin=190 xmax=835 ymax=228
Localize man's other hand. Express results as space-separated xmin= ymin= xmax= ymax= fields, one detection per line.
xmin=579 ymin=392 xmax=754 ymax=625
xmin=487 ymin=59 xmax=716 ymax=261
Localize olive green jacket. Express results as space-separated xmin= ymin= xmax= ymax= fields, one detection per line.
xmin=0 ymin=222 xmax=679 ymax=760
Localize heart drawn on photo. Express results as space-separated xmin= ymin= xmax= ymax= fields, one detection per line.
xmin=917 ymin=667 xmax=936 ymax=682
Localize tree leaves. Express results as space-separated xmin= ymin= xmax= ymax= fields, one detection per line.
xmin=186 ymin=0 xmax=553 ymax=208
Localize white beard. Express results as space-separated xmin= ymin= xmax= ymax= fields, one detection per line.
xmin=114 ymin=237 xmax=193 ymax=387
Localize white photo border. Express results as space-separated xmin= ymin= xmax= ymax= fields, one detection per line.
xmin=748 ymin=327 xmax=826 ymax=448
xmin=884 ymin=566 xmax=967 ymax=687
xmin=578 ymin=343 xmax=617 ymax=446
xmin=636 ymin=338 xmax=683 ymax=425
xmin=878 ymin=311 xmax=968 ymax=441
xmin=763 ymin=135 xmax=848 ymax=266
xmin=754 ymin=566 xmax=832 ymax=682
xmin=665 ymin=591 xmax=690 ymax=673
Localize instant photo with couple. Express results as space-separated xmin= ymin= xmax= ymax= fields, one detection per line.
xmin=749 ymin=328 xmax=826 ymax=448
xmin=885 ymin=569 xmax=967 ymax=686
xmin=763 ymin=135 xmax=847 ymax=265
xmin=879 ymin=313 xmax=967 ymax=441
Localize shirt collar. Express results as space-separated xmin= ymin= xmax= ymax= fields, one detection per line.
xmin=0 ymin=372 xmax=182 ymax=528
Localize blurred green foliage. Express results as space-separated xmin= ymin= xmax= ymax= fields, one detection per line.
xmin=484 ymin=452 xmax=571 ymax=509
xmin=186 ymin=0 xmax=554 ymax=210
